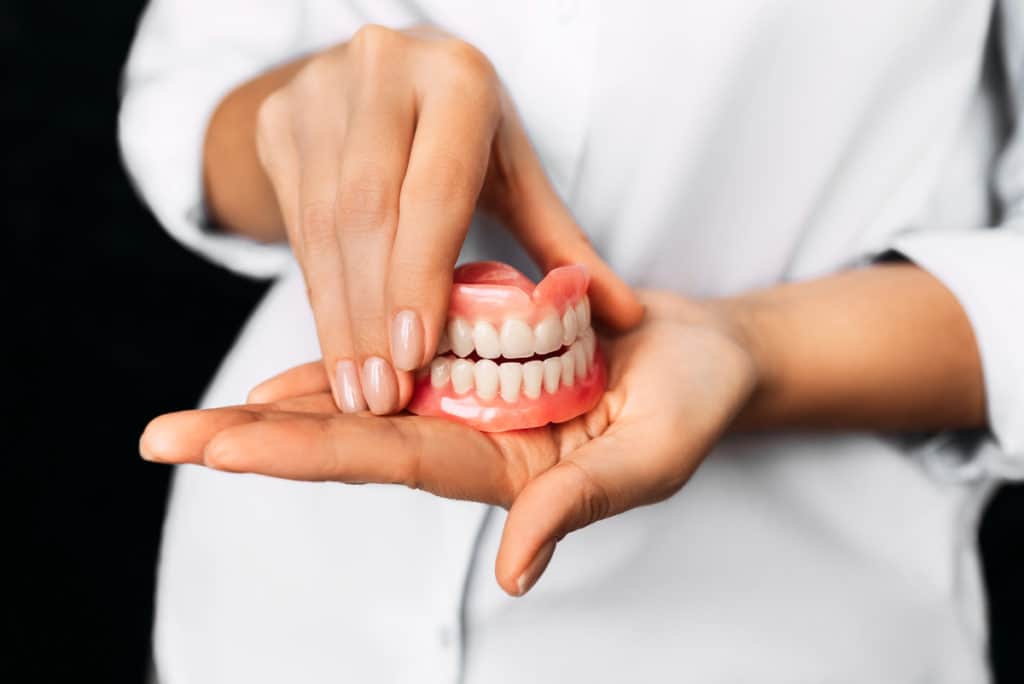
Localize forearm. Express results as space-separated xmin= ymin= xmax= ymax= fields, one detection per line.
xmin=725 ymin=263 xmax=986 ymax=432
xmin=202 ymin=56 xmax=311 ymax=242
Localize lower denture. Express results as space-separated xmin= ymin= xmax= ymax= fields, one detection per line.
xmin=407 ymin=261 xmax=606 ymax=432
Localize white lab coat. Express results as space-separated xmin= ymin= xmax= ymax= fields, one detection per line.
xmin=119 ymin=2 xmax=1024 ymax=682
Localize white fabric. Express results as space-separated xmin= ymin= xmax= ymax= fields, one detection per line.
xmin=119 ymin=1 xmax=1024 ymax=682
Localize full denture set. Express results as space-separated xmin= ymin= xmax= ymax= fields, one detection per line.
xmin=408 ymin=262 xmax=606 ymax=432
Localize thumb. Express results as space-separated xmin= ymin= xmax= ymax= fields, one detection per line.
xmin=492 ymin=112 xmax=645 ymax=332
xmin=493 ymin=456 xmax=613 ymax=597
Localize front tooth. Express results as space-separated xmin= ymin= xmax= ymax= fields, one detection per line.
xmin=562 ymin=307 xmax=578 ymax=346
xmin=523 ymin=360 xmax=543 ymax=399
xmin=448 ymin=318 xmax=474 ymax=357
xmin=580 ymin=327 xmax=596 ymax=364
xmin=560 ymin=350 xmax=575 ymax=386
xmin=436 ymin=329 xmax=451 ymax=355
xmin=451 ymin=359 xmax=474 ymax=394
xmin=533 ymin=313 xmax=563 ymax=355
xmin=500 ymin=319 xmax=534 ymax=359
xmin=542 ymin=358 xmax=561 ymax=394
xmin=499 ymin=362 xmax=523 ymax=402
xmin=575 ymin=296 xmax=591 ymax=330
xmin=430 ymin=357 xmax=451 ymax=388
xmin=474 ymin=359 xmax=499 ymax=399
xmin=573 ymin=342 xmax=588 ymax=380
xmin=473 ymin=321 xmax=501 ymax=359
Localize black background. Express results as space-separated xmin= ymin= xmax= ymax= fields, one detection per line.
xmin=4 ymin=2 xmax=1022 ymax=682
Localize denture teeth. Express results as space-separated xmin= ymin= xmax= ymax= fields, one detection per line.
xmin=448 ymin=318 xmax=474 ymax=358
xmin=543 ymin=357 xmax=562 ymax=394
xmin=499 ymin=362 xmax=523 ymax=402
xmin=573 ymin=342 xmax=588 ymax=380
xmin=473 ymin=321 xmax=501 ymax=359
xmin=533 ymin=313 xmax=563 ymax=355
xmin=451 ymin=359 xmax=475 ymax=394
xmin=523 ymin=360 xmax=544 ymax=399
xmin=560 ymin=349 xmax=575 ymax=387
xmin=500 ymin=319 xmax=534 ymax=359
xmin=562 ymin=307 xmax=578 ymax=346
xmin=430 ymin=357 xmax=451 ymax=388
xmin=436 ymin=329 xmax=451 ymax=355
xmin=575 ymin=296 xmax=591 ymax=330
xmin=580 ymin=327 xmax=596 ymax=364
xmin=474 ymin=359 xmax=499 ymax=399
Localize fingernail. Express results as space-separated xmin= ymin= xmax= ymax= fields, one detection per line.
xmin=390 ymin=310 xmax=425 ymax=372
xmin=515 ymin=540 xmax=556 ymax=597
xmin=335 ymin=360 xmax=367 ymax=413
xmin=361 ymin=356 xmax=399 ymax=415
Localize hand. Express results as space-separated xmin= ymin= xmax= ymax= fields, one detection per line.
xmin=249 ymin=25 xmax=642 ymax=415
xmin=140 ymin=291 xmax=758 ymax=596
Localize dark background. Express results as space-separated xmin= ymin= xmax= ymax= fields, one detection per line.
xmin=4 ymin=2 xmax=1022 ymax=682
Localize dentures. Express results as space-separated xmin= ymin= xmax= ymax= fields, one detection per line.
xmin=408 ymin=261 xmax=606 ymax=432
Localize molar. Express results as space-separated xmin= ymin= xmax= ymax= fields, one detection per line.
xmin=542 ymin=357 xmax=562 ymax=394
xmin=499 ymin=362 xmax=522 ymax=402
xmin=523 ymin=360 xmax=544 ymax=399
xmin=500 ymin=319 xmax=534 ymax=359
xmin=474 ymin=359 xmax=499 ymax=399
xmin=451 ymin=359 xmax=475 ymax=394
xmin=473 ymin=321 xmax=501 ymax=359
xmin=533 ymin=313 xmax=563 ymax=355
xmin=562 ymin=307 xmax=578 ymax=346
xmin=430 ymin=357 xmax=451 ymax=388
xmin=448 ymin=318 xmax=474 ymax=358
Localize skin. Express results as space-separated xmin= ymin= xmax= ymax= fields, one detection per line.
xmin=141 ymin=265 xmax=985 ymax=597
xmin=204 ymin=25 xmax=643 ymax=415
xmin=172 ymin=25 xmax=987 ymax=598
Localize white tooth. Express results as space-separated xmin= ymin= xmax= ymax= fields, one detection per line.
xmin=543 ymin=358 xmax=562 ymax=394
xmin=430 ymin=357 xmax=451 ymax=388
xmin=499 ymin=362 xmax=523 ymax=402
xmin=575 ymin=296 xmax=591 ymax=330
xmin=473 ymin=321 xmax=501 ymax=359
xmin=474 ymin=359 xmax=499 ymax=399
xmin=523 ymin=360 xmax=544 ymax=399
xmin=562 ymin=307 xmax=578 ymax=346
xmin=436 ymin=329 xmax=451 ymax=355
xmin=500 ymin=319 xmax=534 ymax=359
xmin=451 ymin=359 xmax=475 ymax=394
xmin=573 ymin=342 xmax=588 ymax=380
xmin=533 ymin=313 xmax=563 ymax=355
xmin=560 ymin=350 xmax=575 ymax=386
xmin=580 ymin=327 xmax=596 ymax=364
xmin=448 ymin=318 xmax=474 ymax=358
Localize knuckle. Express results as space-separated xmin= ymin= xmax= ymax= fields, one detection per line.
xmin=337 ymin=167 xmax=396 ymax=231
xmin=349 ymin=24 xmax=402 ymax=64
xmin=436 ymin=38 xmax=496 ymax=84
xmin=294 ymin=53 xmax=339 ymax=93
xmin=563 ymin=460 xmax=612 ymax=528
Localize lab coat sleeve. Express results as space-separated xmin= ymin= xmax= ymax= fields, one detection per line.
xmin=890 ymin=0 xmax=1024 ymax=478
xmin=118 ymin=1 xmax=354 ymax=278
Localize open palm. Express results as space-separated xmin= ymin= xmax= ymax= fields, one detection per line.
xmin=141 ymin=291 xmax=758 ymax=595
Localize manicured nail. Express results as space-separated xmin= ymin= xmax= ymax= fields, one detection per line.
xmin=515 ymin=540 xmax=556 ymax=596
xmin=390 ymin=310 xmax=425 ymax=372
xmin=361 ymin=356 xmax=399 ymax=415
xmin=335 ymin=360 xmax=367 ymax=413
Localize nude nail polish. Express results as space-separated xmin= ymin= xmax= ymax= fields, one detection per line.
xmin=335 ymin=360 xmax=367 ymax=413
xmin=361 ymin=356 xmax=399 ymax=415
xmin=515 ymin=540 xmax=556 ymax=597
xmin=390 ymin=310 xmax=425 ymax=372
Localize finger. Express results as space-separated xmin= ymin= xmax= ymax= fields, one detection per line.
xmin=139 ymin=393 xmax=340 ymax=464
xmin=335 ymin=48 xmax=415 ymax=415
xmin=202 ymin=413 xmax=515 ymax=505
xmin=495 ymin=110 xmax=645 ymax=332
xmin=247 ymin=361 xmax=329 ymax=404
xmin=494 ymin=420 xmax=692 ymax=597
xmin=285 ymin=71 xmax=369 ymax=415
xmin=388 ymin=63 xmax=497 ymax=376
